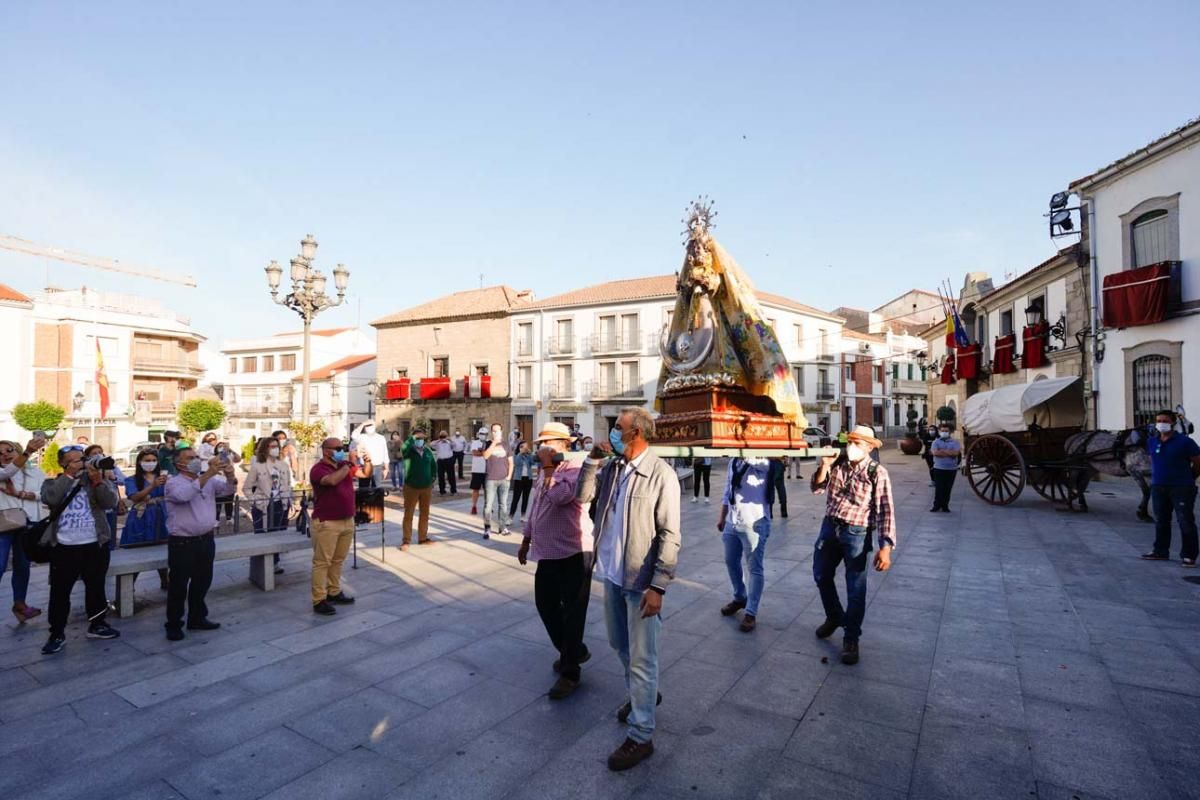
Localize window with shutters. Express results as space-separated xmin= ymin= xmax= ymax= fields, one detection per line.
xmin=1132 ymin=210 xmax=1170 ymax=268
xmin=1132 ymin=355 xmax=1172 ymax=428
xmin=1120 ymin=195 xmax=1180 ymax=270
xmin=281 ymin=354 xmax=296 ymax=371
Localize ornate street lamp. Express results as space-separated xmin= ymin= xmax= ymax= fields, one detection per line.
xmin=264 ymin=234 xmax=350 ymax=426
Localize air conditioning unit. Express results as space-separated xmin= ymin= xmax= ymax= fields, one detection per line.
xmin=859 ymin=342 xmax=870 ymax=353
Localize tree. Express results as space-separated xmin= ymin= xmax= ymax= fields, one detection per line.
xmin=287 ymin=419 xmax=327 ymax=453
xmin=12 ymin=400 xmax=66 ymax=434
xmin=177 ymin=399 xmax=227 ymax=440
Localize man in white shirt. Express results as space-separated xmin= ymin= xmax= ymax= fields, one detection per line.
xmin=432 ymin=430 xmax=457 ymax=495
xmin=450 ymin=429 xmax=468 ymax=478
xmin=353 ymin=422 xmax=389 ymax=488
xmin=469 ymin=429 xmax=488 ymax=515
xmin=716 ymin=458 xmax=774 ymax=633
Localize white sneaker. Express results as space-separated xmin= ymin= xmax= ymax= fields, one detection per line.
xmin=704 ymin=498 xmax=711 ymax=505
xmin=691 ymin=497 xmax=698 ymax=504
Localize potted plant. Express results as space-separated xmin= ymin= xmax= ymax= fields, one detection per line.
xmin=899 ymin=408 xmax=923 ymax=455
xmin=935 ymin=405 xmax=957 ymax=430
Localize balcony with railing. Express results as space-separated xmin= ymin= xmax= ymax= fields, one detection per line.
xmin=590 ymin=331 xmax=643 ymax=355
xmin=228 ymin=401 xmax=294 ymax=416
xmin=816 ymin=382 xmax=837 ymax=400
xmin=546 ymin=380 xmax=576 ymax=399
xmin=544 ymin=336 xmax=576 ymax=358
xmin=590 ymin=380 xmax=645 ymax=400
xmin=816 ymin=352 xmax=836 ymax=362
xmin=515 ymin=339 xmax=534 ymax=357
xmin=132 ymin=356 xmax=204 ymax=378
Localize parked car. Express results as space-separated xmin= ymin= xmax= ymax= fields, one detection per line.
xmin=123 ymin=441 xmax=158 ymax=469
xmin=802 ymin=427 xmax=831 ymax=449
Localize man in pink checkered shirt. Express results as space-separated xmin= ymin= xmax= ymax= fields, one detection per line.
xmin=517 ymin=422 xmax=595 ymax=700
xmin=811 ymin=424 xmax=896 ymax=666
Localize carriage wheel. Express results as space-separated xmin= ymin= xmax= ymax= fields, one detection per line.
xmin=965 ymin=434 xmax=1026 ymax=505
xmin=1029 ymin=466 xmax=1072 ymax=504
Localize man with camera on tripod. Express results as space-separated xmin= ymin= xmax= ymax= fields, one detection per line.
xmin=38 ymin=445 xmax=121 ymax=656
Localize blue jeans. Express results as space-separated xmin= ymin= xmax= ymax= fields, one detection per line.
xmin=0 ymin=531 xmax=31 ymax=604
xmin=389 ymin=460 xmax=404 ymax=489
xmin=812 ymin=517 xmax=869 ymax=641
xmin=723 ymin=518 xmax=770 ymax=616
xmin=1152 ymin=485 xmax=1199 ymax=560
xmin=604 ymin=581 xmax=661 ymax=743
xmin=483 ymin=479 xmax=511 ymax=531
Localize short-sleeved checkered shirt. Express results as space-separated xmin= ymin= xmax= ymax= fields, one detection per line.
xmin=813 ymin=459 xmax=897 ymax=547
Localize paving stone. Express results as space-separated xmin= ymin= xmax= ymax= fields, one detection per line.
xmin=234 ymin=634 xmax=383 ymax=694
xmin=909 ymin=712 xmax=1035 ymax=799
xmin=374 ymin=654 xmax=487 ymax=708
xmin=19 ymin=736 xmax=194 ymax=800
xmin=927 ymin=654 xmax=1024 ymax=727
xmin=267 ymin=609 xmax=399 ymax=654
xmin=0 ymin=652 xmax=184 ymax=721
xmin=807 ymin=672 xmax=927 ymax=734
xmin=757 ymin=758 xmax=907 ymax=800
xmin=1015 ymin=646 xmax=1123 ymax=711
xmin=345 ymin=630 xmax=475 ymax=684
xmin=782 ymin=712 xmax=918 ymax=793
xmin=723 ymin=649 xmax=830 ymax=719
xmin=260 ymin=745 xmax=412 ymax=799
xmin=384 ymin=727 xmax=554 ymax=800
xmin=114 ymin=643 xmax=291 ymax=708
xmin=167 ymin=726 xmax=335 ymax=800
xmin=288 ymin=686 xmax=427 ymax=753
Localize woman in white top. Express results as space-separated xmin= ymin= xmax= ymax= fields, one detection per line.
xmin=0 ymin=440 xmax=45 ymax=623
xmin=245 ymin=437 xmax=294 ymax=534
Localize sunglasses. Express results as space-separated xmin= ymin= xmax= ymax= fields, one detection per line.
xmin=58 ymin=445 xmax=85 ymax=455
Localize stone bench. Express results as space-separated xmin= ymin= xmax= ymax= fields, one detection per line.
xmin=108 ymin=532 xmax=314 ymax=617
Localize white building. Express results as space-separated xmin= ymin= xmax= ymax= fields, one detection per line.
xmin=0 ymin=284 xmax=36 ymax=442
xmin=0 ymin=284 xmax=207 ymax=460
xmin=220 ymin=327 xmax=375 ymax=444
xmin=508 ymin=275 xmax=846 ymax=442
xmin=1070 ymin=117 xmax=1200 ymax=431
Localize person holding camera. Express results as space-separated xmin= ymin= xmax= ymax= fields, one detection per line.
xmin=39 ymin=445 xmax=121 ymax=655
xmin=158 ymin=430 xmax=182 ymax=475
xmin=810 ymin=425 xmax=896 ymax=666
xmin=433 ymin=430 xmax=457 ymax=495
xmin=309 ymin=438 xmax=359 ymax=615
xmin=401 ymin=428 xmax=436 ymax=549
xmin=0 ymin=439 xmax=46 ymax=624
xmin=163 ymin=446 xmax=235 ymax=640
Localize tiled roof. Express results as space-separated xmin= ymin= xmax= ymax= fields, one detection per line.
xmin=980 ymin=245 xmax=1080 ymax=303
xmin=842 ymin=329 xmax=886 ymax=343
xmin=1070 ymin=115 xmax=1200 ymax=190
xmin=372 ymin=285 xmax=534 ymax=326
xmin=273 ymin=327 xmax=355 ymax=337
xmin=291 ymin=353 xmax=376 ymax=382
xmin=525 ymin=274 xmax=844 ymax=322
xmin=0 ymin=283 xmax=33 ymax=304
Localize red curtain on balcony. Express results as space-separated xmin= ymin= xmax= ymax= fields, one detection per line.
xmin=955 ymin=343 xmax=981 ymax=380
xmin=1102 ymin=262 xmax=1174 ymax=328
xmin=1021 ymin=322 xmax=1049 ymax=369
xmin=939 ymin=353 xmax=956 ymax=385
xmin=992 ymin=334 xmax=1017 ymax=374
xmin=418 ymin=377 xmax=451 ymax=400
xmin=384 ymin=378 xmax=410 ymax=400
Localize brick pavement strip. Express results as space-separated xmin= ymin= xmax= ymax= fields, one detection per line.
xmin=2 ymin=451 xmax=1200 ymax=798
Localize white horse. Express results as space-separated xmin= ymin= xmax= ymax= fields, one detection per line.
xmin=1063 ymin=406 xmax=1192 ymax=519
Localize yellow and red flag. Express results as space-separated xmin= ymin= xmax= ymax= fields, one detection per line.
xmin=95 ymin=339 xmax=110 ymax=418
xmin=944 ymin=315 xmax=956 ymax=348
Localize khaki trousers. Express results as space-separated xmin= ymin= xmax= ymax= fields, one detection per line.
xmin=402 ymin=485 xmax=433 ymax=543
xmin=311 ymin=517 xmax=354 ymax=605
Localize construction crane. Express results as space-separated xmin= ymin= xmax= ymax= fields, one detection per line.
xmin=0 ymin=234 xmax=197 ymax=287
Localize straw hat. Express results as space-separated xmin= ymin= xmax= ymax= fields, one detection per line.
xmin=846 ymin=424 xmax=883 ymax=448
xmin=532 ymin=422 xmax=574 ymax=444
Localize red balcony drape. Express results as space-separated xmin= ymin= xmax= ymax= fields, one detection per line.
xmin=384 ymin=378 xmax=411 ymax=400
xmin=955 ymin=343 xmax=982 ymax=380
xmin=1021 ymin=322 xmax=1049 ymax=369
xmin=1102 ymin=261 xmax=1175 ymax=328
xmin=992 ymin=334 xmax=1017 ymax=374
xmin=939 ymin=354 xmax=956 ymax=385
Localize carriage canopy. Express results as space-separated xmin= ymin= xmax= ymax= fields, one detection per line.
xmin=960 ymin=376 xmax=1085 ymax=435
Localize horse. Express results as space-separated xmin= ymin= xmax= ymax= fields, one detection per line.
xmin=1063 ymin=407 xmax=1193 ymax=520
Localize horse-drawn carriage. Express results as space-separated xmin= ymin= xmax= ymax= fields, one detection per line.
xmin=959 ymin=376 xmax=1090 ymax=506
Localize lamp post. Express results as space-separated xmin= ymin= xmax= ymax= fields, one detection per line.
xmin=264 ymin=234 xmax=350 ymax=426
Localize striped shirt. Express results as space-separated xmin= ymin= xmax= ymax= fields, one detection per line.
xmin=813 ymin=458 xmax=897 ymax=547
xmin=524 ymin=462 xmax=594 ymax=562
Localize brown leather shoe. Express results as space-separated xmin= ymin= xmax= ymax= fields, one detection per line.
xmin=815 ymin=618 xmax=841 ymax=639
xmin=417 ymin=538 xmax=436 ymax=545
xmin=739 ymin=614 xmax=756 ymax=633
xmin=548 ymin=675 xmax=580 ymax=700
xmin=720 ymin=599 xmax=747 ymax=617
xmin=616 ymin=692 xmax=662 ymax=723
xmin=841 ymin=639 xmax=860 ymax=665
xmin=607 ymin=737 xmax=654 ymax=771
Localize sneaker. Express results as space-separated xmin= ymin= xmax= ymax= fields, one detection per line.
xmin=1141 ymin=552 xmax=1170 ymax=561
xmin=186 ymin=619 xmax=221 ymax=631
xmin=274 ymin=566 xmax=285 ymax=575
xmin=497 ymin=528 xmax=510 ymax=536
xmin=841 ymin=639 xmax=860 ymax=665
xmin=166 ymin=628 xmax=185 ymax=642
xmin=739 ymin=613 xmax=757 ymax=633
xmin=482 ymin=527 xmax=491 ymax=540
xmin=470 ymin=505 xmax=478 ymax=515
xmin=607 ymin=737 xmax=654 ymax=772
xmin=1184 ymin=558 xmax=1198 ymax=568
xmin=720 ymin=599 xmax=747 ymax=617
xmin=548 ymin=675 xmax=580 ymax=700
xmin=690 ymin=496 xmax=698 ymax=504
xmin=41 ymin=635 xmax=66 ymax=655
xmin=87 ymin=621 xmax=120 ymax=640
xmin=704 ymin=497 xmax=711 ymax=505
xmin=929 ymin=507 xmax=941 ymax=513
xmin=815 ymin=618 xmax=841 ymax=639
xmin=327 ymin=592 xmax=356 ymax=605
xmin=616 ymin=692 xmax=662 ymax=723
xmin=313 ymin=600 xmax=337 ymax=616
xmin=941 ymin=507 xmax=951 ymax=513
xmin=552 ymin=647 xmax=592 ymax=674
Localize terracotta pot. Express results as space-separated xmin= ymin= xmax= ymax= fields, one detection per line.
xmin=899 ymin=436 xmax=923 ymax=456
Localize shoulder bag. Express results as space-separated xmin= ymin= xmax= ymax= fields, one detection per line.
xmin=21 ymin=480 xmax=86 ymax=563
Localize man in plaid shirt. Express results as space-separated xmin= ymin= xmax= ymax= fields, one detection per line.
xmin=810 ymin=424 xmax=896 ymax=665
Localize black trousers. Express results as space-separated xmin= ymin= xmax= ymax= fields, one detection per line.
xmin=453 ymin=451 xmax=465 ymax=478
xmin=215 ymin=494 xmax=236 ymax=521
xmin=773 ymin=470 xmax=788 ymax=515
xmin=49 ymin=542 xmax=110 ymax=637
xmin=693 ymin=465 xmax=712 ymax=498
xmin=932 ymin=468 xmax=957 ymax=510
xmin=534 ymin=552 xmax=592 ymax=681
xmin=510 ymin=477 xmax=532 ymax=515
xmin=166 ymin=533 xmax=215 ymax=630
xmin=437 ymin=458 xmax=457 ymax=494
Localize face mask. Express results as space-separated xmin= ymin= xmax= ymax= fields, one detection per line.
xmin=215 ymin=446 xmax=226 ymax=454
xmin=140 ymin=461 xmax=157 ymax=472
xmin=609 ymin=428 xmax=626 ymax=456
xmin=550 ymin=452 xmax=565 ymax=464
xmin=184 ymin=457 xmax=203 ymax=473
xmin=582 ymin=440 xmax=592 ymax=449
xmin=1156 ymin=422 xmax=1173 ymax=433
xmin=845 ymin=444 xmax=866 ymax=462
xmin=414 ymin=438 xmax=425 ymax=447
xmin=492 ymin=429 xmax=502 ymax=441
xmin=268 ymin=447 xmax=280 ymax=457
xmin=939 ymin=431 xmax=952 ymax=439
xmin=332 ymin=450 xmax=348 ymax=463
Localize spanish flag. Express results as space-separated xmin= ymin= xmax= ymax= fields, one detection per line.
xmin=95 ymin=339 xmax=110 ymax=418
xmin=944 ymin=315 xmax=955 ymax=348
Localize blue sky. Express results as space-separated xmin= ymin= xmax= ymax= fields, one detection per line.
xmin=2 ymin=1 xmax=1198 ymax=344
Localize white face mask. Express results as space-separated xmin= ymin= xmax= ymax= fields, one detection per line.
xmin=268 ymin=447 xmax=280 ymax=457
xmin=939 ymin=430 xmax=952 ymax=439
xmin=1156 ymin=422 xmax=1173 ymax=433
xmin=845 ymin=443 xmax=867 ymax=462
xmin=140 ymin=461 xmax=157 ymax=472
